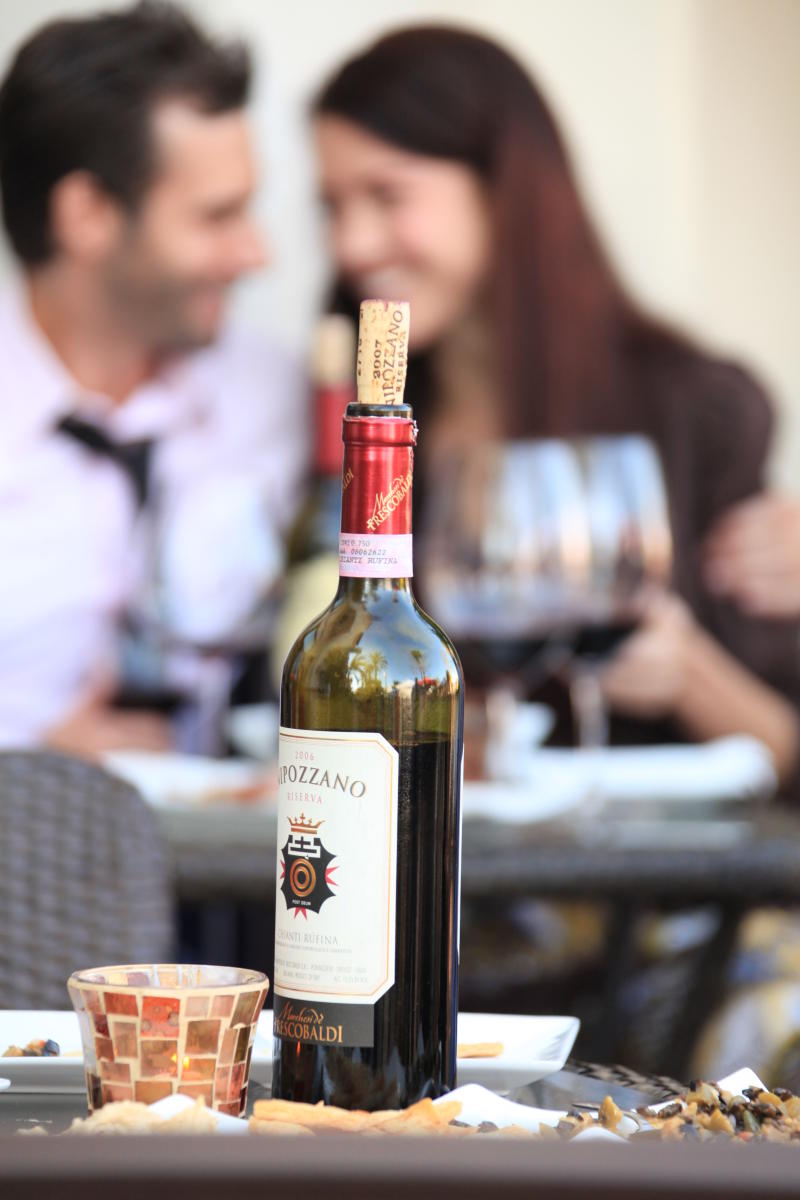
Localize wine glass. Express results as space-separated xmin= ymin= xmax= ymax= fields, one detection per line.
xmin=566 ymin=435 xmax=673 ymax=747
xmin=418 ymin=439 xmax=591 ymax=760
xmin=120 ymin=480 xmax=281 ymax=755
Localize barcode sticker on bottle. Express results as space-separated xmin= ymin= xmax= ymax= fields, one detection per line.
xmin=338 ymin=532 xmax=413 ymax=578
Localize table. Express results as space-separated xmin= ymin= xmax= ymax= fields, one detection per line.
xmin=158 ymin=800 xmax=800 ymax=1079
xmin=3 ymin=1074 xmax=800 ymax=1199
xmin=2 ymin=1121 xmax=800 ymax=1198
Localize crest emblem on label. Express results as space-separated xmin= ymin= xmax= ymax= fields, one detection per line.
xmin=279 ymin=814 xmax=338 ymax=917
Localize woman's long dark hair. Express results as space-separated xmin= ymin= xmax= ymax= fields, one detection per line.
xmin=315 ymin=25 xmax=685 ymax=438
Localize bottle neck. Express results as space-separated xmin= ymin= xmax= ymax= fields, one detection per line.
xmin=338 ymin=412 xmax=415 ymax=584
xmin=335 ymin=576 xmax=413 ymax=599
xmin=314 ymin=385 xmax=354 ymax=476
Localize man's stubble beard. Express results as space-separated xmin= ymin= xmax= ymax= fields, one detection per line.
xmin=102 ymin=238 xmax=224 ymax=356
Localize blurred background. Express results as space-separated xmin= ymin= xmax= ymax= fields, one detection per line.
xmin=1 ymin=0 xmax=798 ymax=485
xmin=1 ymin=0 xmax=799 ymax=1091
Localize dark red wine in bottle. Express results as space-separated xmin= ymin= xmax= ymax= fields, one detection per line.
xmin=272 ymin=300 xmax=463 ymax=1110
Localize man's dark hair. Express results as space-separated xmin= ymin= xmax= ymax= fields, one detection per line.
xmin=0 ymin=1 xmax=251 ymax=265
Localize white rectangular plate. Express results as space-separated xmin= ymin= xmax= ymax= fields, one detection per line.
xmin=144 ymin=1082 xmax=617 ymax=1140
xmin=523 ymin=737 xmax=776 ymax=806
xmin=455 ymin=1012 xmax=579 ymax=1090
xmin=0 ymin=1011 xmax=84 ymax=1093
xmin=252 ymin=1010 xmax=579 ymax=1093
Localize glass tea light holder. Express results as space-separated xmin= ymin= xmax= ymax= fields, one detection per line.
xmin=67 ymin=964 xmax=269 ymax=1116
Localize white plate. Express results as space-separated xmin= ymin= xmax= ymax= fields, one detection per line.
xmin=0 ymin=1078 xmax=10 ymax=1092
xmin=151 ymin=1082 xmax=618 ymax=1140
xmin=143 ymin=1067 xmax=767 ymax=1140
xmin=252 ymin=1011 xmax=579 ymax=1093
xmin=434 ymin=1083 xmax=625 ymax=1142
xmin=225 ymin=704 xmax=279 ymax=763
xmin=102 ymin=751 xmax=274 ymax=809
xmin=435 ymin=1082 xmax=566 ymax=1132
xmin=518 ymin=737 xmax=776 ymax=806
xmin=455 ymin=1013 xmax=579 ymax=1089
xmin=149 ymin=1092 xmax=248 ymax=1134
xmin=462 ymin=779 xmax=584 ymax=826
xmin=434 ymin=1068 xmax=769 ymax=1142
xmin=147 ymin=1083 xmax=568 ymax=1137
xmin=0 ymin=1012 xmax=84 ymax=1093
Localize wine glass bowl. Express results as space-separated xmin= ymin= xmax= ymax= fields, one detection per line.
xmin=571 ymin=435 xmax=673 ymax=656
xmin=419 ymin=434 xmax=674 ymax=755
xmin=420 ymin=440 xmax=591 ymax=689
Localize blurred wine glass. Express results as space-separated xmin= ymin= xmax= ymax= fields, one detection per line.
xmin=419 ymin=440 xmax=591 ymax=760
xmin=419 ymin=435 xmax=673 ymax=765
xmin=567 ymin=435 xmax=673 ymax=747
xmin=119 ymin=479 xmax=282 ymax=756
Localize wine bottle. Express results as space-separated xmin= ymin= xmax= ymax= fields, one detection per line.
xmin=269 ymin=315 xmax=357 ymax=691
xmin=272 ymin=300 xmax=463 ymax=1111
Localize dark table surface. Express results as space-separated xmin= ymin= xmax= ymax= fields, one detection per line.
xmin=4 ymin=1067 xmax=800 ymax=1199
xmin=163 ymin=801 xmax=800 ymax=904
xmin=3 ymin=1082 xmax=800 ymax=1200
xmin=163 ymin=800 xmax=800 ymax=1080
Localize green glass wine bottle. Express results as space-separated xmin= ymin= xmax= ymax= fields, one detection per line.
xmin=269 ymin=315 xmax=356 ymax=692
xmin=272 ymin=299 xmax=463 ymax=1110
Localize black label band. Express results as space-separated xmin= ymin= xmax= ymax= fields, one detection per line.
xmin=273 ymin=992 xmax=374 ymax=1048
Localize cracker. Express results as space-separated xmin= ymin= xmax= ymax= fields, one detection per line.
xmin=249 ymin=1119 xmax=314 ymax=1137
xmin=457 ymin=1042 xmax=504 ymax=1059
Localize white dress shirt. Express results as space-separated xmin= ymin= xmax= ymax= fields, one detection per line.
xmin=0 ymin=282 xmax=308 ymax=745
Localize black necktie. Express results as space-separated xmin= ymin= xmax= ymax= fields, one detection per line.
xmin=55 ymin=413 xmax=153 ymax=508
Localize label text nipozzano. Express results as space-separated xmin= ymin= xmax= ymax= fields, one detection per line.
xmin=279 ymin=763 xmax=367 ymax=798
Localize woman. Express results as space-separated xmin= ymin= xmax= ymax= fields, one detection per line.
xmin=313 ymin=26 xmax=800 ymax=785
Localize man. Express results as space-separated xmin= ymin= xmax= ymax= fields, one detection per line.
xmin=0 ymin=2 xmax=305 ymax=752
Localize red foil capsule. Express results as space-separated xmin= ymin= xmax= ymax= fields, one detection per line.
xmin=339 ymin=414 xmax=417 ymax=578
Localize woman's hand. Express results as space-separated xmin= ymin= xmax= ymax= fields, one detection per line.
xmin=599 ymin=587 xmax=799 ymax=783
xmin=705 ymin=493 xmax=800 ymax=618
xmin=600 ymin=592 xmax=698 ymax=719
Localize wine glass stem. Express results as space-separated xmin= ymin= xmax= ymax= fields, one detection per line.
xmin=570 ymin=664 xmax=609 ymax=749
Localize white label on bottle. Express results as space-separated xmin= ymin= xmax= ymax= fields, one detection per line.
xmin=273 ymin=727 xmax=398 ymax=1047
xmin=339 ymin=533 xmax=413 ymax=578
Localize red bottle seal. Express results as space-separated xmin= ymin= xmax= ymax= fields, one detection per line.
xmin=339 ymin=414 xmax=416 ymax=578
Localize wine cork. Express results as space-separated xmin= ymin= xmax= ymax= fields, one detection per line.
xmin=311 ymin=314 xmax=356 ymax=387
xmin=356 ymin=300 xmax=410 ymax=405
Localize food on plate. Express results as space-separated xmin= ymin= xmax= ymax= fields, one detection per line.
xmin=190 ymin=774 xmax=276 ymax=807
xmin=599 ymin=1095 xmax=624 ymax=1129
xmin=457 ymin=1042 xmax=504 ymax=1059
xmin=2 ymin=1039 xmax=60 ymax=1058
xmin=250 ymin=1096 xmax=467 ymax=1137
xmin=22 ymin=1069 xmax=800 ymax=1144
xmin=634 ymin=1080 xmax=800 ymax=1143
xmin=67 ymin=1098 xmax=218 ymax=1135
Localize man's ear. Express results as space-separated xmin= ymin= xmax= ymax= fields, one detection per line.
xmin=49 ymin=171 xmax=126 ymax=262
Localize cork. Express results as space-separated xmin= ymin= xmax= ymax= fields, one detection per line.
xmin=356 ymin=299 xmax=410 ymax=405
xmin=311 ymin=314 xmax=356 ymax=387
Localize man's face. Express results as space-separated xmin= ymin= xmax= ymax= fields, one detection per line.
xmin=102 ymin=100 xmax=266 ymax=352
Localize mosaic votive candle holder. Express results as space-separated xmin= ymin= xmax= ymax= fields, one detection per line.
xmin=67 ymin=964 xmax=269 ymax=1117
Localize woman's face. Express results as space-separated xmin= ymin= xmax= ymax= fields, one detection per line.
xmin=315 ymin=115 xmax=492 ymax=350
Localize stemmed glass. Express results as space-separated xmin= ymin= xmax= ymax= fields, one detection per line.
xmin=419 ymin=435 xmax=673 ymax=762
xmin=418 ymin=440 xmax=591 ymax=757
xmin=120 ymin=480 xmax=280 ymax=755
xmin=566 ymin=436 xmax=673 ymax=747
